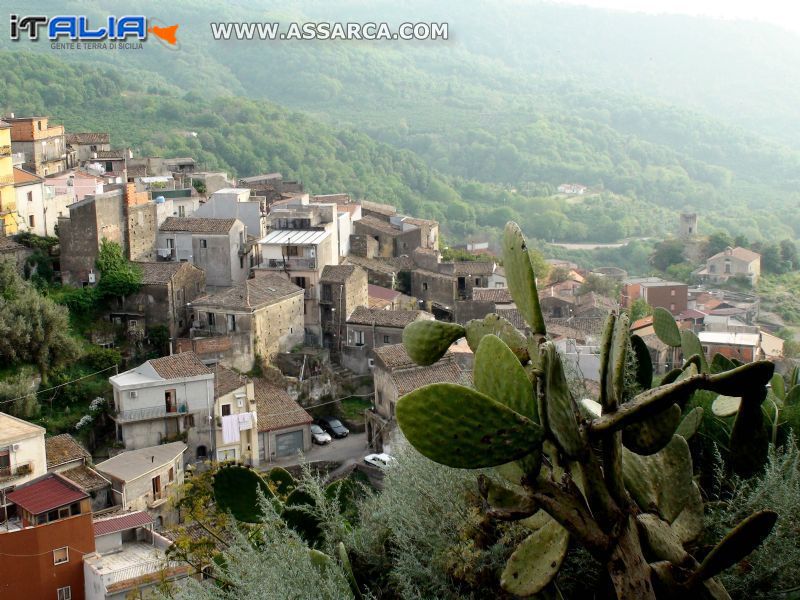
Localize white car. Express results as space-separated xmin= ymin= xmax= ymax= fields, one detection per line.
xmin=311 ymin=424 xmax=332 ymax=445
xmin=364 ymin=453 xmax=395 ymax=470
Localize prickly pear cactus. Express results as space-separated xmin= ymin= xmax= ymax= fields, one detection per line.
xmin=397 ymin=222 xmax=777 ymax=600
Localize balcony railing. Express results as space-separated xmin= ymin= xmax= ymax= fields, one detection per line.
xmin=0 ymin=145 xmax=11 ymax=158
xmin=260 ymin=257 xmax=317 ymax=270
xmin=0 ymin=174 xmax=14 ymax=185
xmin=102 ymin=557 xmax=189 ymax=589
xmin=115 ymin=404 xmax=188 ymax=423
xmin=0 ymin=462 xmax=33 ymax=483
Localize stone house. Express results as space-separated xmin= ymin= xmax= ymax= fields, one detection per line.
xmin=0 ymin=236 xmax=31 ymax=272
xmin=343 ymin=254 xmax=402 ymax=290
xmin=319 ymin=264 xmax=369 ymax=358
xmin=45 ymin=434 xmax=112 ymax=513
xmin=254 ymin=379 xmax=313 ymax=462
xmin=343 ymin=307 xmax=434 ymax=375
xmin=184 ymin=272 xmax=304 ymax=371
xmin=95 ymin=442 xmax=186 ymax=527
xmin=212 ymin=366 xmax=259 ymax=465
xmin=109 ymin=261 xmax=206 ymax=341
xmin=65 ymin=132 xmax=111 ymax=165
xmin=356 ymin=200 xmax=439 ymax=256
xmin=13 ymin=167 xmax=45 ymax=235
xmin=697 ymin=247 xmax=761 ymax=285
xmin=367 ymin=344 xmax=470 ymax=452
xmin=0 ymin=413 xmax=47 ymax=517
xmin=157 ymin=217 xmax=250 ymax=287
xmin=109 ymin=353 xmax=214 ymax=459
xmin=7 ymin=116 xmax=68 ymax=176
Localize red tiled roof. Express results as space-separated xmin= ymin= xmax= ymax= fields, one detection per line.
xmin=7 ymin=474 xmax=88 ymax=515
xmin=254 ymin=380 xmax=312 ymax=432
xmin=631 ymin=316 xmax=654 ymax=330
xmin=93 ymin=511 xmax=152 ymax=536
xmin=13 ymin=167 xmax=43 ymax=185
xmin=149 ymin=352 xmax=212 ymax=379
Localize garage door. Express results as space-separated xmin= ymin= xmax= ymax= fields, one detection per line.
xmin=275 ymin=430 xmax=304 ymax=457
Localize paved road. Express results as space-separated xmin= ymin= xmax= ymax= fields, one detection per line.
xmin=263 ymin=432 xmax=371 ymax=469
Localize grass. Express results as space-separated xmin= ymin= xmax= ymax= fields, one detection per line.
xmin=339 ymin=396 xmax=372 ymax=423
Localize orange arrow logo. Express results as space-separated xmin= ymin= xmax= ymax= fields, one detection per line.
xmin=148 ymin=24 xmax=178 ymax=45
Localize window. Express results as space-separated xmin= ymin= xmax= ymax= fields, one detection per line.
xmin=53 ymin=547 xmax=69 ymax=565
xmin=475 ymin=278 xmax=480 ymax=285
xmin=724 ymin=261 xmax=732 ymax=274
xmin=165 ymin=390 xmax=176 ymax=413
xmin=221 ymin=404 xmax=231 ymax=417
xmin=670 ymin=289 xmax=676 ymax=296
xmin=670 ymin=303 xmax=676 ymax=312
xmin=208 ymin=313 xmax=216 ymax=327
xmin=178 ymin=205 xmax=185 ymax=217
xmin=37 ymin=121 xmax=42 ymax=131
xmin=383 ymin=335 xmax=390 ymax=344
xmin=57 ymin=587 xmax=71 ymax=600
xmin=169 ymin=467 xmax=175 ymax=482
xmin=129 ymin=390 xmax=138 ymax=399
xmin=239 ymin=255 xmax=244 ymax=269
xmin=26 ymin=191 xmax=33 ymax=202
xmin=422 ymin=282 xmax=428 ymax=291
xmin=105 ymin=161 xmax=113 ymax=172
xmin=354 ymin=330 xmax=365 ymax=346
xmin=28 ymin=215 xmax=34 ymax=228
xmin=200 ymin=239 xmax=207 ymax=248
xmin=227 ymin=314 xmax=236 ymax=332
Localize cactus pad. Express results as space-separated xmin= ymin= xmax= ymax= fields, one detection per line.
xmin=540 ymin=342 xmax=585 ymax=457
xmin=653 ymin=307 xmax=681 ymax=347
xmin=710 ymin=352 xmax=737 ymax=374
xmin=770 ymin=373 xmax=785 ymax=403
xmin=622 ymin=403 xmax=681 ymax=455
xmin=465 ymin=314 xmax=529 ymax=362
xmin=670 ymin=481 xmax=704 ymax=544
xmin=706 ymin=361 xmax=774 ymax=396
xmin=396 ymin=383 xmax=543 ymax=469
xmin=711 ymin=395 xmax=740 ymax=417
xmin=630 ymin=333 xmax=653 ymax=391
xmin=680 ymin=330 xmax=708 ymax=373
xmin=403 ymin=320 xmax=465 ymax=366
xmin=502 ymin=222 xmax=546 ymax=334
xmin=623 ymin=434 xmax=694 ymax=523
xmin=501 ymin=516 xmax=569 ymax=596
xmin=474 ymin=334 xmax=537 ymax=421
xmin=675 ymin=407 xmax=704 ymax=440
xmin=730 ymin=386 xmax=769 ymax=478
xmin=636 ymin=513 xmax=689 ymax=564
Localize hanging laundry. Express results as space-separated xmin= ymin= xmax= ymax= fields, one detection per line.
xmin=237 ymin=411 xmax=254 ymax=431
xmin=222 ymin=414 xmax=240 ymax=444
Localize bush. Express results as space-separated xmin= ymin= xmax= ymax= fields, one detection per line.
xmin=705 ymin=438 xmax=800 ymax=599
xmin=82 ymin=346 xmax=121 ymax=372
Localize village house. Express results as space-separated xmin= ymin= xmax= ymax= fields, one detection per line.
xmin=254 ymin=380 xmax=313 ymax=462
xmin=107 ymin=261 xmax=206 ymax=342
xmin=95 ymin=442 xmax=187 ymax=528
xmin=194 ymin=187 xmax=269 ymax=239
xmin=343 ymin=254 xmax=404 ymax=290
xmin=84 ymin=510 xmax=189 ymax=600
xmin=356 ymin=199 xmax=439 ymax=256
xmin=696 ymin=246 xmax=761 ymax=285
xmin=311 ymin=194 xmax=363 ymax=257
xmin=557 ymin=183 xmax=588 ymax=195
xmin=59 ymin=184 xmax=162 ymax=285
xmin=109 ymin=353 xmax=214 ymax=459
xmin=0 ymin=235 xmax=31 ymax=272
xmin=367 ymin=344 xmax=470 ymax=452
xmin=6 ymin=115 xmax=69 ymax=176
xmin=0 ymin=412 xmax=47 ymax=517
xmin=13 ymin=166 xmax=46 ymax=234
xmin=46 ymin=434 xmax=112 ymax=513
xmin=91 ymin=149 xmax=130 ymax=178
xmin=631 ymin=279 xmax=688 ymax=315
xmin=368 ymin=283 xmax=410 ymax=310
xmin=212 ymin=366 xmax=259 ymax=465
xmin=319 ymin=264 xmax=369 ymax=358
xmin=66 ymin=132 xmax=111 ymax=166
xmin=46 ymin=169 xmax=105 ymax=204
xmin=0 ymin=119 xmax=18 ymax=235
xmin=183 ymin=272 xmax=305 ymax=371
xmin=237 ymin=172 xmax=305 ymax=205
xmin=157 ymin=216 xmax=251 ymax=287
xmin=0 ymin=473 xmax=95 ymax=600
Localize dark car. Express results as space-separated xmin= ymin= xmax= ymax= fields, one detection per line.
xmin=316 ymin=416 xmax=349 ymax=438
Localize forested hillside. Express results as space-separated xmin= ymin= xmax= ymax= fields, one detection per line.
xmin=4 ymin=0 xmax=800 ymax=244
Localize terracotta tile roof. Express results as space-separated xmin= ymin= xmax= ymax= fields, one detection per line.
xmin=95 ymin=149 xmax=125 ymax=159
xmin=214 ymin=364 xmax=247 ymax=398
xmin=355 ymin=215 xmax=403 ymax=236
xmin=393 ymin=361 xmax=470 ymax=396
xmin=452 ymin=261 xmax=495 ymax=276
xmin=373 ymin=344 xmax=416 ymax=370
xmin=403 ymin=216 xmax=438 ymax=227
xmin=631 ymin=316 xmax=654 ymax=331
xmin=66 ymin=132 xmax=110 ymax=145
xmin=93 ymin=511 xmax=152 ymax=536
xmin=495 ymin=307 xmax=528 ymax=331
xmin=320 ymin=264 xmax=359 ymax=284
xmin=191 ymin=273 xmax=302 ymax=311
xmin=7 ymin=474 xmax=88 ymax=515
xmin=344 ymin=255 xmax=399 ymax=274
xmin=368 ymin=284 xmax=401 ymax=301
xmin=134 ymin=261 xmax=194 ymax=285
xmin=254 ymin=380 xmax=312 ymax=432
xmin=149 ymin=352 xmax=212 ymax=379
xmin=347 ymin=306 xmax=432 ymax=328
xmin=45 ymin=434 xmax=90 ymax=469
xmin=60 ymin=465 xmax=110 ymax=492
xmin=708 ymin=246 xmax=761 ymax=263
xmin=386 ymin=256 xmax=415 ymax=270
xmin=160 ymin=217 xmax=237 ymax=234
xmin=13 ymin=167 xmax=42 ymax=185
xmin=472 ymin=287 xmax=513 ymax=303
xmin=547 ymin=323 xmax=588 ymax=343
xmin=359 ymin=200 xmax=397 ymax=216
xmin=126 ymin=164 xmax=148 ymax=178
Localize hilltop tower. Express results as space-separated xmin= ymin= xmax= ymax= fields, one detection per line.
xmin=679 ymin=212 xmax=698 ymax=238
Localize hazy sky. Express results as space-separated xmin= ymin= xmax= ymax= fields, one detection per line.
xmin=552 ymin=0 xmax=800 ymax=33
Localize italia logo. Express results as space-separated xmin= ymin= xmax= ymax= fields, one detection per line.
xmin=9 ymin=14 xmax=179 ymax=47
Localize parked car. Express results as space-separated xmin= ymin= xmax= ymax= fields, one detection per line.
xmin=364 ymin=453 xmax=395 ymax=470
xmin=316 ymin=416 xmax=349 ymax=438
xmin=311 ymin=424 xmax=332 ymax=445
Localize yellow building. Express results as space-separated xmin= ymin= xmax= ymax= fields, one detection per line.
xmin=0 ymin=121 xmax=18 ymax=235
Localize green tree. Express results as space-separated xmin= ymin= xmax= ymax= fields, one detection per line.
xmin=650 ymin=239 xmax=685 ymax=271
xmin=780 ymin=239 xmax=798 ymax=271
xmin=629 ymin=297 xmax=653 ymax=322
xmin=705 ymin=231 xmax=734 ymax=257
xmin=576 ymin=272 xmax=618 ymax=297
xmin=95 ymin=239 xmax=143 ymax=299
xmin=761 ymin=243 xmax=786 ymax=274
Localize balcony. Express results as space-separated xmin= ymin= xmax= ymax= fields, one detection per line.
xmin=0 ymin=174 xmax=13 ymax=185
xmin=0 ymin=461 xmax=33 ymax=483
xmin=146 ymin=489 xmax=168 ymax=508
xmin=260 ymin=257 xmax=317 ymax=270
xmin=0 ymin=145 xmax=10 ymax=158
xmin=115 ymin=404 xmax=188 ymax=423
